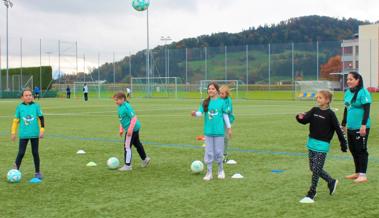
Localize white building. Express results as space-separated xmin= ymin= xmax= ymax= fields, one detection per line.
xmin=359 ymin=24 xmax=379 ymax=88
xmin=341 ymin=24 xmax=379 ymax=88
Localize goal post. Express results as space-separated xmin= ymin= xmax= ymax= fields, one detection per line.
xmin=294 ymin=80 xmax=339 ymax=100
xmin=130 ymin=77 xmax=178 ymax=98
xmin=73 ymin=81 xmax=105 ymax=99
xmin=200 ymin=80 xmax=239 ymax=99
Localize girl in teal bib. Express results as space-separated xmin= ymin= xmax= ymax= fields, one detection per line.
xmin=192 ymin=82 xmax=232 ymax=181
xmin=219 ymin=85 xmax=235 ymax=162
xmin=11 ymin=89 xmax=45 ymax=180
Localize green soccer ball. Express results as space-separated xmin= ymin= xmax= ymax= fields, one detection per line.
xmin=132 ymin=0 xmax=150 ymax=11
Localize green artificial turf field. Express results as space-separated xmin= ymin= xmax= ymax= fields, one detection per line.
xmin=0 ymin=97 xmax=378 ymax=218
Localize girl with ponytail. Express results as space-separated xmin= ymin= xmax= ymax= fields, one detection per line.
xmin=191 ymin=82 xmax=232 ymax=181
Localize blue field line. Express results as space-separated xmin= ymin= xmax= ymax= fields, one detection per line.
xmin=1 ymin=132 xmax=379 ymax=163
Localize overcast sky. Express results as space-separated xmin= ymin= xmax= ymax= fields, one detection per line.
xmin=1 ymin=0 xmax=379 ymax=71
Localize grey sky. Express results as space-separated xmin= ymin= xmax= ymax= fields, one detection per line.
xmin=1 ymin=0 xmax=379 ymax=72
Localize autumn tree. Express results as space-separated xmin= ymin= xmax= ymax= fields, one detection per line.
xmin=320 ymin=55 xmax=342 ymax=80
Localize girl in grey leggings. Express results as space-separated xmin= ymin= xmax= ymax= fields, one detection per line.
xmin=192 ymin=82 xmax=232 ymax=181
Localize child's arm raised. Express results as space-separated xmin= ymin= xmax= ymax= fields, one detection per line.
xmin=296 ymin=107 xmax=315 ymax=124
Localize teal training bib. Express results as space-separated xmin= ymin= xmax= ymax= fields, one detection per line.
xmin=118 ymin=102 xmax=141 ymax=132
xmin=344 ymin=88 xmax=371 ymax=130
xmin=199 ymin=97 xmax=227 ymax=136
xmin=307 ymin=137 xmax=330 ymax=153
xmin=15 ymin=102 xmax=43 ymax=139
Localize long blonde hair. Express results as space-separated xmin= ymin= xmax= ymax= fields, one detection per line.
xmin=219 ymin=85 xmax=231 ymax=98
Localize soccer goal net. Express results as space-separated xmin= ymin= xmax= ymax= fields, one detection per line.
xmin=200 ymin=80 xmax=239 ymax=99
xmin=295 ymin=80 xmax=339 ymax=100
xmin=131 ymin=77 xmax=178 ymax=98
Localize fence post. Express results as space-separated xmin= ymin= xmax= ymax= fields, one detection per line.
xmin=225 ymin=45 xmax=227 ymax=80
xmin=20 ymin=38 xmax=23 ymax=90
xmin=204 ymin=47 xmax=207 ymax=80
xmin=40 ymin=38 xmax=42 ymax=91
xmin=268 ymin=43 xmax=271 ymax=91
xmin=246 ymin=44 xmax=249 ymax=95
xmin=316 ymin=41 xmax=319 ymax=81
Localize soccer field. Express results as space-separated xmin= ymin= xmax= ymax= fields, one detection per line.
xmin=0 ymin=97 xmax=378 ymax=218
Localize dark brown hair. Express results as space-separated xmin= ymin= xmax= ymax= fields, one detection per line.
xmin=202 ymin=82 xmax=220 ymax=112
xmin=21 ymin=88 xmax=33 ymax=97
xmin=348 ymin=71 xmax=363 ymax=103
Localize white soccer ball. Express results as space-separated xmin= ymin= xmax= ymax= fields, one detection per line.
xmin=7 ymin=169 xmax=22 ymax=183
xmin=107 ymin=157 xmax=120 ymax=169
xmin=191 ymin=160 xmax=204 ymax=173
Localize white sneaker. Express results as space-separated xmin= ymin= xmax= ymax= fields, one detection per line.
xmin=118 ymin=165 xmax=132 ymax=171
xmin=203 ymin=172 xmax=213 ymax=181
xmin=299 ymin=197 xmax=315 ymax=204
xmin=141 ymin=156 xmax=151 ymax=168
xmin=218 ymin=170 xmax=225 ymax=179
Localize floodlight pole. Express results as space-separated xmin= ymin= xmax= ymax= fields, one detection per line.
xmin=160 ymin=36 xmax=171 ymax=85
xmin=4 ymin=0 xmax=13 ymax=91
xmin=0 ymin=37 xmax=2 ymax=92
xmin=146 ymin=8 xmax=150 ymax=97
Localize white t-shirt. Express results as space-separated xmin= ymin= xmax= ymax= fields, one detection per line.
xmin=83 ymin=85 xmax=89 ymax=93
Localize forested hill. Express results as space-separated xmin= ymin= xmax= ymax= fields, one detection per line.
xmin=88 ymin=15 xmax=370 ymax=83
xmin=174 ymin=15 xmax=369 ymax=48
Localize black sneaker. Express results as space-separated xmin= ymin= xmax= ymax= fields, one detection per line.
xmin=328 ymin=179 xmax=338 ymax=195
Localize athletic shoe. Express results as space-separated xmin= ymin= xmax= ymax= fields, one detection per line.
xmin=299 ymin=197 xmax=315 ymax=204
xmin=118 ymin=165 xmax=132 ymax=171
xmin=328 ymin=179 xmax=338 ymax=195
xmin=217 ymin=170 xmax=225 ymax=179
xmin=345 ymin=173 xmax=359 ymax=180
xmin=203 ymin=172 xmax=213 ymax=181
xmin=299 ymin=191 xmax=316 ymax=204
xmin=141 ymin=156 xmax=151 ymax=168
xmin=354 ymin=176 xmax=368 ymax=183
xmin=35 ymin=172 xmax=43 ymax=180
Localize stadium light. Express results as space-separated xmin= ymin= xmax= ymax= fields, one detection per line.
xmin=3 ymin=0 xmax=13 ymax=91
xmin=160 ymin=36 xmax=172 ymax=80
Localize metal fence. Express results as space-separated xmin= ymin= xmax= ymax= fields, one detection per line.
xmin=1 ymin=37 xmax=377 ymax=99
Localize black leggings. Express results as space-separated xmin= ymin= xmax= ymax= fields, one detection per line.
xmin=308 ymin=150 xmax=334 ymax=194
xmin=123 ymin=131 xmax=147 ymax=165
xmin=347 ymin=128 xmax=370 ymax=174
xmin=15 ymin=138 xmax=40 ymax=173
